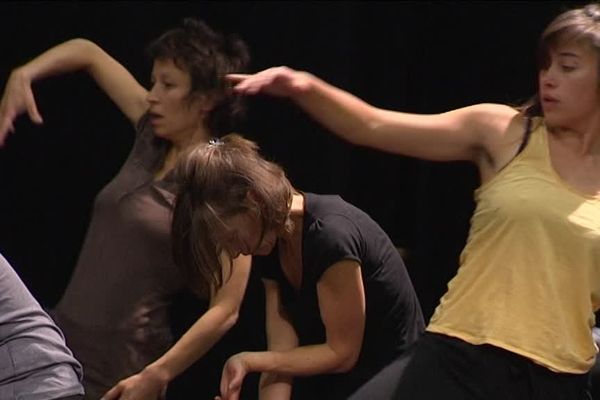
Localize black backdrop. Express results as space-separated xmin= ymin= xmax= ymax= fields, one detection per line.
xmin=0 ymin=0 xmax=584 ymax=397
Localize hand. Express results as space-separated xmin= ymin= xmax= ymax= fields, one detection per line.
xmin=226 ymin=67 xmax=311 ymax=98
xmin=219 ymin=352 xmax=250 ymax=400
xmin=0 ymin=68 xmax=43 ymax=146
xmin=100 ymin=367 xmax=168 ymax=400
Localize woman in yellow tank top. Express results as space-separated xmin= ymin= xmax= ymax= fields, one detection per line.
xmin=223 ymin=3 xmax=600 ymax=400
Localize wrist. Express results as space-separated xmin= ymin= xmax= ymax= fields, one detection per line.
xmin=11 ymin=67 xmax=32 ymax=85
xmin=236 ymin=351 xmax=256 ymax=372
xmin=290 ymin=71 xmax=315 ymax=99
xmin=142 ymin=362 xmax=172 ymax=386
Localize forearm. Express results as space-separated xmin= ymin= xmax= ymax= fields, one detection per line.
xmin=291 ymin=72 xmax=384 ymax=147
xmin=244 ymin=342 xmax=356 ymax=378
xmin=16 ymin=39 xmax=103 ymax=82
xmin=145 ymin=304 xmax=238 ymax=383
xmin=259 ymin=371 xmax=292 ymax=400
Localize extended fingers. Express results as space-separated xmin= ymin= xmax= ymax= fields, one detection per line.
xmin=25 ymin=91 xmax=43 ymax=124
xmin=100 ymin=385 xmax=122 ymax=400
xmin=0 ymin=118 xmax=15 ymax=147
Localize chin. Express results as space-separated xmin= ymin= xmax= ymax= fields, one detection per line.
xmin=256 ymin=242 xmax=276 ymax=256
xmin=152 ymin=130 xmax=172 ymax=140
xmin=542 ymin=113 xmax=565 ymax=128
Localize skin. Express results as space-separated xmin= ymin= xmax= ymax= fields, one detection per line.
xmin=148 ymin=59 xmax=211 ymax=147
xmin=540 ymin=40 xmax=600 ymax=197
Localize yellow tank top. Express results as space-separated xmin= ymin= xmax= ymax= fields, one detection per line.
xmin=428 ymin=120 xmax=600 ymax=373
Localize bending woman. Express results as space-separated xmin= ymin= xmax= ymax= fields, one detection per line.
xmin=171 ymin=134 xmax=425 ymax=400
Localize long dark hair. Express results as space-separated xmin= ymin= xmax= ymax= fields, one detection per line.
xmin=171 ymin=134 xmax=293 ymax=297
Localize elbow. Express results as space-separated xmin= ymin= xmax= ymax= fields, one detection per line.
xmin=68 ymin=39 xmax=103 ymax=70
xmin=221 ymin=308 xmax=240 ymax=332
xmin=68 ymin=38 xmax=100 ymax=54
xmin=331 ymin=348 xmax=360 ymax=373
xmin=353 ymin=109 xmax=385 ymax=147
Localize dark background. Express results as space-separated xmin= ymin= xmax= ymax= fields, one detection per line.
xmin=0 ymin=0 xmax=587 ymax=397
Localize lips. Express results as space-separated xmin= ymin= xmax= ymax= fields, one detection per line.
xmin=541 ymin=95 xmax=558 ymax=103
xmin=148 ymin=112 xmax=163 ymax=124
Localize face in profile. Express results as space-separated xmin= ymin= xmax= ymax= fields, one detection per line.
xmin=146 ymin=58 xmax=208 ymax=143
xmin=217 ymin=210 xmax=279 ymax=259
xmin=539 ymin=40 xmax=600 ymax=129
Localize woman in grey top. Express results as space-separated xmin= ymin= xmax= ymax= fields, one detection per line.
xmin=0 ymin=252 xmax=83 ymax=400
xmin=0 ymin=19 xmax=253 ymax=400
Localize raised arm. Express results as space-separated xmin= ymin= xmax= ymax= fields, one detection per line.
xmin=101 ymin=254 xmax=252 ymax=400
xmin=0 ymin=38 xmax=148 ymax=145
xmin=219 ymin=260 xmax=366 ymax=400
xmin=228 ymin=67 xmax=523 ymax=171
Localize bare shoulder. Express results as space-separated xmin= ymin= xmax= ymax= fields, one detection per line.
xmin=438 ymin=103 xmax=521 ymax=139
xmin=463 ymin=103 xmax=521 ymax=130
xmin=459 ymin=103 xmax=524 ymax=145
xmin=467 ymin=103 xmax=529 ymax=176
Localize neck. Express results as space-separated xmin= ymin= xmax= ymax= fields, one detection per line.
xmin=289 ymin=193 xmax=304 ymax=217
xmin=171 ymin=125 xmax=212 ymax=155
xmin=158 ymin=125 xmax=211 ymax=179
xmin=548 ymin=114 xmax=600 ymax=156
xmin=279 ymin=192 xmax=304 ymax=245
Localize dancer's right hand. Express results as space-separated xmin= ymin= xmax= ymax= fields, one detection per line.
xmin=0 ymin=68 xmax=43 ymax=147
xmin=226 ymin=66 xmax=312 ymax=99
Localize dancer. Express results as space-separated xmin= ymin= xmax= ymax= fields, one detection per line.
xmin=171 ymin=134 xmax=425 ymax=399
xmin=227 ymin=3 xmax=600 ymax=398
xmin=0 ymin=18 xmax=253 ymax=400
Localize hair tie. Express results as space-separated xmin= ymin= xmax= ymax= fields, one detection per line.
xmin=208 ymin=137 xmax=224 ymax=146
xmin=584 ymin=5 xmax=600 ymax=22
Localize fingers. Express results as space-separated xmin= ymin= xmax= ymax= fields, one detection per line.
xmin=27 ymin=101 xmax=43 ymax=125
xmin=100 ymin=385 xmax=121 ymax=400
xmin=225 ymin=74 xmax=250 ymax=83
xmin=0 ymin=118 xmax=15 ymax=147
xmin=219 ymin=371 xmax=229 ymax=399
xmin=25 ymin=90 xmax=43 ymax=125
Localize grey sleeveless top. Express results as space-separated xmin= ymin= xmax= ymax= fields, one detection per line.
xmin=52 ymin=114 xmax=183 ymax=399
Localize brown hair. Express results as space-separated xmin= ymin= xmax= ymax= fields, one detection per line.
xmin=171 ymin=134 xmax=293 ymax=297
xmin=147 ymin=18 xmax=250 ymax=135
xmin=522 ymin=3 xmax=600 ymax=116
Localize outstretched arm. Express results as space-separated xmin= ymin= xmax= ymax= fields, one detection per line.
xmin=228 ymin=67 xmax=522 ymax=169
xmin=219 ymin=260 xmax=366 ymax=400
xmin=0 ymin=38 xmax=148 ymax=145
xmin=102 ymin=254 xmax=252 ymax=400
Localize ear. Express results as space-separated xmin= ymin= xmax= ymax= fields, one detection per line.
xmin=194 ymin=93 xmax=216 ymax=114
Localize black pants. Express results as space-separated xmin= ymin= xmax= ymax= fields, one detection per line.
xmin=54 ymin=396 xmax=84 ymax=400
xmin=389 ymin=333 xmax=592 ymax=400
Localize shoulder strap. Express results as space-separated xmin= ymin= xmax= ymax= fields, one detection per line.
xmin=516 ymin=116 xmax=533 ymax=155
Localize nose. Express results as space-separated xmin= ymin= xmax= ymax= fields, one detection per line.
xmin=146 ymin=84 xmax=159 ymax=104
xmin=539 ymin=67 xmax=557 ymax=88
